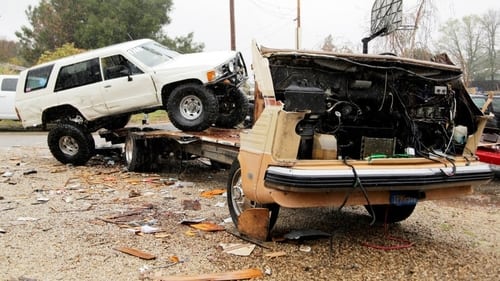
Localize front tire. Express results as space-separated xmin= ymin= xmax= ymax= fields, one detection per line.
xmin=365 ymin=204 xmax=417 ymax=223
xmin=227 ymin=159 xmax=280 ymax=230
xmin=215 ymin=88 xmax=249 ymax=128
xmin=167 ymin=83 xmax=218 ymax=131
xmin=47 ymin=123 xmax=95 ymax=165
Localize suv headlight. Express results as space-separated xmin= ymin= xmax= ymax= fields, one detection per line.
xmin=228 ymin=61 xmax=235 ymax=73
xmin=206 ymin=67 xmax=224 ymax=82
xmin=207 ymin=59 xmax=234 ymax=82
xmin=206 ymin=54 xmax=246 ymax=84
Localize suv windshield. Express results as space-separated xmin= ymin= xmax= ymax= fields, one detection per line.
xmin=127 ymin=41 xmax=180 ymax=67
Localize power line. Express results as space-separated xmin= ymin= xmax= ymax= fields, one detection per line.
xmin=248 ymin=0 xmax=295 ymax=19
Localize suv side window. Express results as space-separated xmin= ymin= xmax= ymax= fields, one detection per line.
xmin=25 ymin=65 xmax=54 ymax=92
xmin=1 ymin=78 xmax=17 ymax=91
xmin=55 ymin=58 xmax=102 ymax=92
xmin=102 ymin=54 xmax=143 ymax=80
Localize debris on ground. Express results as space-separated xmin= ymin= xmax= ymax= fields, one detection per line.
xmin=237 ymin=208 xmax=270 ymax=241
xmin=143 ymin=268 xmax=263 ymax=281
xmin=114 ymin=246 xmax=156 ymax=260
xmin=1 ymin=146 xmax=498 ymax=280
xmin=200 ymin=189 xmax=226 ymax=199
xmin=283 ymin=229 xmax=332 ymax=240
xmin=181 ymin=199 xmax=201 ymax=211
xmin=219 ymin=243 xmax=256 ymax=256
xmin=189 ymin=222 xmax=225 ymax=232
xmin=264 ymin=251 xmax=287 ymax=258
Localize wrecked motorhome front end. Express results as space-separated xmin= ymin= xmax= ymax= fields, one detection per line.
xmin=228 ymin=44 xmax=493 ymax=228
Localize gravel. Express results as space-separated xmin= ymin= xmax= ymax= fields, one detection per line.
xmin=0 ymin=145 xmax=498 ymax=281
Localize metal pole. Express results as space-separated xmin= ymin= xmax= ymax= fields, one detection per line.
xmin=296 ymin=0 xmax=301 ymax=49
xmin=230 ymin=0 xmax=236 ymax=50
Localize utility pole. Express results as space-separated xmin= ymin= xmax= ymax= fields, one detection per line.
xmin=229 ymin=0 xmax=236 ymax=50
xmin=296 ymin=0 xmax=301 ymax=49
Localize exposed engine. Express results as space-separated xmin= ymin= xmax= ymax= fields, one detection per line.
xmin=268 ymin=54 xmax=480 ymax=160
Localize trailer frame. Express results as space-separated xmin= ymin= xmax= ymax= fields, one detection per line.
xmin=99 ymin=124 xmax=241 ymax=171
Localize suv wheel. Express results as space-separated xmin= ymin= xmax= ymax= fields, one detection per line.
xmin=167 ymin=84 xmax=218 ymax=131
xmin=215 ymin=88 xmax=249 ymax=128
xmin=47 ymin=123 xmax=95 ymax=165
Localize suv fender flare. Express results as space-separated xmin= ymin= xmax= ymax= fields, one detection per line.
xmin=42 ymin=105 xmax=87 ymax=128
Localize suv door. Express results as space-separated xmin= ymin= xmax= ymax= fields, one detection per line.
xmin=0 ymin=76 xmax=18 ymax=119
xmin=100 ymin=54 xmax=158 ymax=113
xmin=54 ymin=58 xmax=108 ymax=120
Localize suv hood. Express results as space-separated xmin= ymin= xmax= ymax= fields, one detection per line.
xmin=151 ymin=51 xmax=238 ymax=71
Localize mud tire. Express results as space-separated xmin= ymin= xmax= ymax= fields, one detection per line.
xmin=215 ymin=88 xmax=249 ymax=128
xmin=47 ymin=123 xmax=95 ymax=165
xmin=167 ymin=83 xmax=218 ymax=131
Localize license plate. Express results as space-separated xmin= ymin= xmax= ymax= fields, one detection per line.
xmin=390 ymin=192 xmax=418 ymax=206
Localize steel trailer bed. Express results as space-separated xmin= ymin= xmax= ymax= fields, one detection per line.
xmin=99 ymin=124 xmax=241 ymax=171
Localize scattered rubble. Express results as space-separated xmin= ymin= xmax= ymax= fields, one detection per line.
xmin=0 ymin=146 xmax=498 ymax=280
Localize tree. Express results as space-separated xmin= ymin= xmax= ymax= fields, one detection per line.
xmin=321 ymin=35 xmax=335 ymax=52
xmin=480 ymin=10 xmax=500 ymax=81
xmin=75 ymin=0 xmax=172 ymax=48
xmin=438 ymin=16 xmax=484 ymax=86
xmin=16 ymin=0 xmax=204 ymax=64
xmin=0 ymin=39 xmax=17 ymax=63
xmin=381 ymin=0 xmax=435 ymax=59
xmin=37 ymin=43 xmax=85 ymax=65
xmin=159 ymin=32 xmax=205 ymax=53
xmin=16 ymin=0 xmax=80 ymax=64
xmin=320 ymin=34 xmax=353 ymax=53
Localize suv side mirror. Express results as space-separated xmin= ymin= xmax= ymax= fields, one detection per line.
xmin=119 ymin=67 xmax=133 ymax=81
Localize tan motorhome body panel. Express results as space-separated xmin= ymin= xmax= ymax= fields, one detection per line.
xmin=238 ymin=101 xmax=489 ymax=208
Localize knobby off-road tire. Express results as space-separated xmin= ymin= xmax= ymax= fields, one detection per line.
xmin=215 ymin=88 xmax=249 ymax=128
xmin=47 ymin=123 xmax=95 ymax=165
xmin=365 ymin=203 xmax=417 ymax=223
xmin=167 ymin=84 xmax=218 ymax=131
xmin=227 ymin=159 xmax=280 ymax=231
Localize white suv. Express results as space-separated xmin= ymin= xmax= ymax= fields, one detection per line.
xmin=15 ymin=39 xmax=248 ymax=165
xmin=0 ymin=75 xmax=19 ymax=120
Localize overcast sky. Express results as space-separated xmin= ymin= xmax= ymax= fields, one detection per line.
xmin=1 ymin=0 xmax=499 ymax=62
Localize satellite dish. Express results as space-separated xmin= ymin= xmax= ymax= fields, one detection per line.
xmin=362 ymin=0 xmax=403 ymax=54
xmin=371 ymin=0 xmax=403 ymax=36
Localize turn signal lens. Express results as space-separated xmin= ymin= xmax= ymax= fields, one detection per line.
xmin=207 ymin=70 xmax=216 ymax=82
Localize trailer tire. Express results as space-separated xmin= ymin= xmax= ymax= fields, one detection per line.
xmin=47 ymin=122 xmax=95 ymax=165
xmin=167 ymin=83 xmax=218 ymax=131
xmin=365 ymin=203 xmax=417 ymax=223
xmin=125 ymin=135 xmax=149 ymax=172
xmin=227 ymin=159 xmax=280 ymax=232
xmin=215 ymin=88 xmax=249 ymax=128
